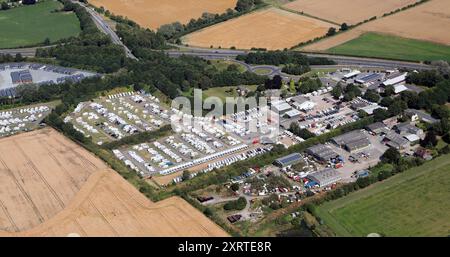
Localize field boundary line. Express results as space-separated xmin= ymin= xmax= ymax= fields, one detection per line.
xmin=277 ymin=6 xmax=340 ymax=26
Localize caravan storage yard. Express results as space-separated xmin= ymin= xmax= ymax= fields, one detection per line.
xmin=65 ymin=92 xmax=170 ymax=145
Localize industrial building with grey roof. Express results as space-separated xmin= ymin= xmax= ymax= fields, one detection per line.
xmin=307 ymin=168 xmax=341 ymax=187
xmin=306 ymin=144 xmax=339 ymax=162
xmin=331 ymin=130 xmax=371 ymax=152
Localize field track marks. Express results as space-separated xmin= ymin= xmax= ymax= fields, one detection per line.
xmin=0 ymin=155 xmax=44 ymax=223
xmin=52 ymin=135 xmax=101 ymax=172
xmin=0 ymin=200 xmax=19 ymax=232
xmin=86 ymin=198 xmax=120 ymax=236
xmin=38 ymin=137 xmax=82 ymax=191
xmin=14 ymin=140 xmax=65 ymax=209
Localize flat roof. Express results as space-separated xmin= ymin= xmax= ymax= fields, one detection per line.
xmin=275 ymin=153 xmax=302 ymax=166
xmin=307 ymin=168 xmax=341 ymax=185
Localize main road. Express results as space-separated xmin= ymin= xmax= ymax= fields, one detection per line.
xmin=70 ymin=0 xmax=138 ymax=60
xmin=165 ymin=44 xmax=432 ymax=71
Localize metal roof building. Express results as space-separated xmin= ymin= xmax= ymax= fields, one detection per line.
xmin=274 ymin=153 xmax=302 ymax=167
xmin=331 ymin=130 xmax=371 ymax=152
xmin=306 ymin=144 xmax=339 ymax=162
xmin=385 ymin=131 xmax=410 ymax=150
xmin=307 ymin=168 xmax=341 ymax=187
xmin=366 ymin=122 xmax=389 ymax=135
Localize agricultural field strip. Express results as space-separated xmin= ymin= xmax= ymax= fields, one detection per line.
xmin=302 ymin=0 xmax=450 ymax=51
xmin=283 ymin=0 xmax=419 ymax=25
xmin=317 ymin=154 xmax=450 ymax=236
xmin=89 ymin=0 xmax=238 ymax=30
xmin=183 ymin=7 xmax=337 ymax=50
xmin=0 ymin=128 xmax=107 ymax=232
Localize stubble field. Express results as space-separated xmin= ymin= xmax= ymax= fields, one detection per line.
xmin=0 ymin=128 xmax=228 ymax=237
xmin=302 ymin=0 xmax=450 ymax=52
xmin=283 ymin=0 xmax=418 ymax=25
xmin=89 ymin=0 xmax=237 ymax=30
xmin=183 ymin=7 xmax=336 ymax=50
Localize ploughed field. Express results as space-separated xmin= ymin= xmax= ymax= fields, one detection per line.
xmin=0 ymin=128 xmax=228 ymax=237
xmin=89 ymin=0 xmax=237 ymax=30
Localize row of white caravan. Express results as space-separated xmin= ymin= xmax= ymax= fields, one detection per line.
xmin=202 ymin=147 xmax=270 ymax=173
xmin=304 ymin=87 xmax=333 ymax=97
xmin=160 ymin=144 xmax=249 ymax=176
xmin=107 ymin=91 xmax=135 ymax=99
xmin=165 ymin=136 xmax=199 ymax=158
xmin=0 ymin=106 xmax=49 ymax=119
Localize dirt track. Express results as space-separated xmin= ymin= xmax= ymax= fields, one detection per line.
xmin=302 ymin=0 xmax=450 ymax=51
xmin=284 ymin=0 xmax=418 ymax=25
xmin=89 ymin=0 xmax=237 ymax=29
xmin=183 ymin=7 xmax=336 ymax=50
xmin=0 ymin=128 xmax=228 ymax=237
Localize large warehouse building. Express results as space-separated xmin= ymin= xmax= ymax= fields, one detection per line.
xmin=331 ymin=130 xmax=371 ymax=153
xmin=307 ymin=168 xmax=341 ymax=187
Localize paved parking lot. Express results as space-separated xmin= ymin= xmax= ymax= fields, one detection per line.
xmin=327 ymin=131 xmax=388 ymax=181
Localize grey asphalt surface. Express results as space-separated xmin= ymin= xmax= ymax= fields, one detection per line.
xmin=71 ymin=1 xmax=138 ymax=60
xmin=166 ymin=44 xmax=433 ymax=71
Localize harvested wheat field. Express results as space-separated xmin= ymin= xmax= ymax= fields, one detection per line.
xmin=284 ymin=0 xmax=418 ymax=25
xmin=89 ymin=0 xmax=237 ymax=29
xmin=302 ymin=0 xmax=450 ymax=51
xmin=183 ymin=7 xmax=336 ymax=50
xmin=0 ymin=128 xmax=228 ymax=237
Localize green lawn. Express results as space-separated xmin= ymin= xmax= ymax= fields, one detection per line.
xmin=316 ymin=154 xmax=450 ymax=237
xmin=0 ymin=0 xmax=81 ymax=48
xmin=327 ymin=32 xmax=450 ymax=62
xmin=202 ymin=85 xmax=258 ymax=102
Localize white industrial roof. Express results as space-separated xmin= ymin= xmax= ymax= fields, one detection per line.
xmin=383 ymin=73 xmax=407 ymax=86
xmin=394 ymin=84 xmax=408 ymax=94
xmin=404 ymin=134 xmax=420 ymax=142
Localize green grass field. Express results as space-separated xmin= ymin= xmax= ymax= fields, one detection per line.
xmin=0 ymin=1 xmax=81 ymax=49
xmin=327 ymin=32 xmax=450 ymax=62
xmin=202 ymin=85 xmax=258 ymax=102
xmin=316 ymin=154 xmax=450 ymax=237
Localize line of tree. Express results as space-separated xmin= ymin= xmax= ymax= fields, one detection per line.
xmin=157 ymin=0 xmax=265 ymax=40
xmin=35 ymin=0 xmax=126 ymax=73
xmin=237 ymin=51 xmax=307 ymax=66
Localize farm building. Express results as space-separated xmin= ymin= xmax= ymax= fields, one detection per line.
xmin=306 ymin=144 xmax=340 ymax=162
xmin=307 ymin=168 xmax=341 ymax=187
xmin=365 ymin=122 xmax=389 ymax=135
xmin=405 ymin=109 xmax=439 ymax=124
xmin=331 ymin=130 xmax=371 ymax=152
xmin=274 ymin=153 xmax=302 ymax=167
xmin=384 ymin=131 xmax=410 ymax=150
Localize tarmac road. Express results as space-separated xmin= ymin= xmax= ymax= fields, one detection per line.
xmin=165 ymin=44 xmax=433 ymax=71
xmin=71 ymin=1 xmax=138 ymax=60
